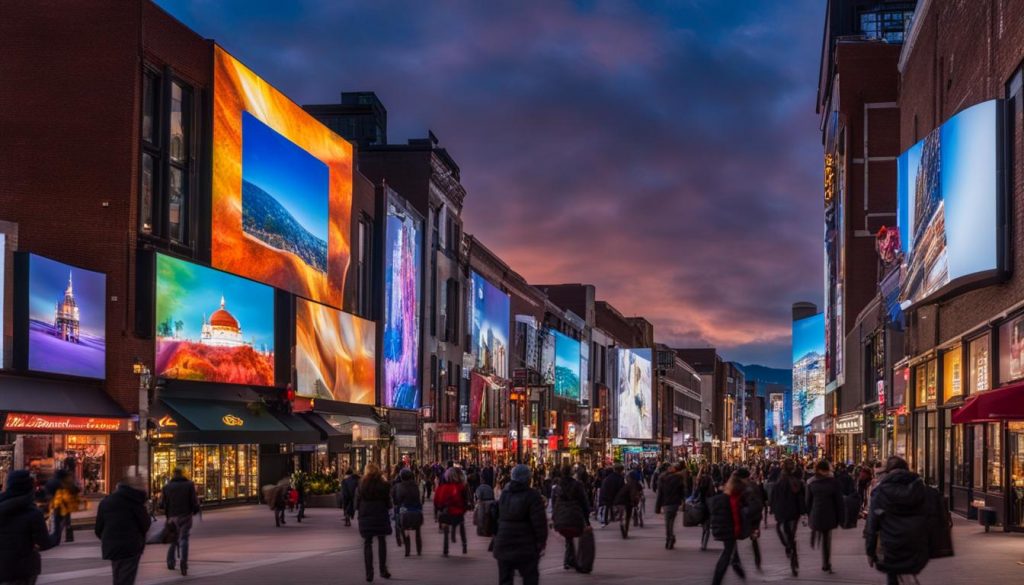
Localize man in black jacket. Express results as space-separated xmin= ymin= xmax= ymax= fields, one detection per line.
xmin=95 ymin=476 xmax=151 ymax=585
xmin=0 ymin=470 xmax=53 ymax=584
xmin=492 ymin=464 xmax=547 ymax=585
xmin=864 ymin=456 xmax=929 ymax=585
xmin=654 ymin=462 xmax=686 ymax=549
xmin=806 ymin=460 xmax=844 ymax=574
xmin=161 ymin=468 xmax=200 ymax=575
xmin=598 ymin=464 xmax=624 ymax=525
xmin=770 ymin=459 xmax=805 ymax=576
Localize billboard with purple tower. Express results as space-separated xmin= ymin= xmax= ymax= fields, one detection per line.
xmin=383 ymin=200 xmax=423 ymax=409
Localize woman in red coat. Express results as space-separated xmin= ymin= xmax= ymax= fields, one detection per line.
xmin=433 ymin=467 xmax=472 ymax=556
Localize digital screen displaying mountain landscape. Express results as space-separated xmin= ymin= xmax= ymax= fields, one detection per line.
xmin=241 ymin=112 xmax=329 ymax=273
xmin=470 ymin=271 xmax=510 ymax=379
xmin=791 ymin=312 xmax=825 ymax=430
xmin=616 ymin=347 xmax=652 ymax=440
xmin=383 ymin=203 xmax=422 ymax=410
xmin=552 ymin=329 xmax=581 ymax=401
xmin=26 ymin=254 xmax=106 ymax=379
xmin=212 ymin=46 xmax=353 ymax=308
xmin=155 ymin=254 xmax=275 ymax=386
xmin=897 ymin=100 xmax=999 ymax=305
xmin=295 ymin=298 xmax=375 ymax=404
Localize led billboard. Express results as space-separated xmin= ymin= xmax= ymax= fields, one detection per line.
xmin=470 ymin=271 xmax=509 ymax=379
xmin=898 ymin=100 xmax=1001 ymax=306
xmin=383 ymin=201 xmax=422 ymax=410
xmin=296 ymin=298 xmax=375 ymax=404
xmin=616 ymin=348 xmax=652 ymax=439
xmin=552 ymin=330 xmax=581 ymax=401
xmin=23 ymin=254 xmax=106 ymax=379
xmin=541 ymin=329 xmax=555 ymax=384
xmin=212 ymin=46 xmax=353 ymax=308
xmin=155 ymin=254 xmax=275 ymax=386
xmin=792 ymin=313 xmax=825 ymax=431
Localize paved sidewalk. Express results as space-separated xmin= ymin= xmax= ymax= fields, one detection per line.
xmin=38 ymin=489 xmax=1024 ymax=584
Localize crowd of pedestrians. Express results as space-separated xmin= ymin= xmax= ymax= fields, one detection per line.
xmin=0 ymin=453 xmax=953 ymax=585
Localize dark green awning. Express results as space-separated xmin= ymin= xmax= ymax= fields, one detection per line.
xmin=159 ymin=398 xmax=320 ymax=445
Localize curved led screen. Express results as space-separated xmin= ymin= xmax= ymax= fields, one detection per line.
xmin=295 ymin=298 xmax=375 ymax=404
xmin=616 ymin=348 xmax=652 ymax=440
xmin=212 ymin=46 xmax=353 ymax=308
xmin=155 ymin=254 xmax=275 ymax=386
xmin=897 ymin=100 xmax=1001 ymax=306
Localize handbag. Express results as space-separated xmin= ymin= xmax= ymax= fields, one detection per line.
xmin=683 ymin=500 xmax=706 ymax=527
xmin=145 ymin=517 xmax=178 ymax=544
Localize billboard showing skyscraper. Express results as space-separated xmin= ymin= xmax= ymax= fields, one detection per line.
xmin=791 ymin=313 xmax=825 ymax=431
xmin=470 ymin=271 xmax=509 ymax=379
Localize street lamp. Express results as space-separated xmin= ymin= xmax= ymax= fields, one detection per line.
xmin=132 ymin=358 xmax=151 ymax=479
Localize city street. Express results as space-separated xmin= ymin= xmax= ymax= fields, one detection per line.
xmin=38 ymin=489 xmax=1024 ymax=585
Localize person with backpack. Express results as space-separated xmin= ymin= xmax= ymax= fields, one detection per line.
xmin=709 ymin=472 xmax=750 ymax=585
xmin=864 ymin=456 xmax=935 ymax=585
xmin=806 ymin=459 xmax=843 ymax=574
xmin=655 ymin=461 xmax=686 ymax=549
xmin=551 ymin=465 xmax=590 ymax=571
xmin=433 ymin=467 xmax=472 ymax=556
xmin=95 ymin=476 xmax=151 ymax=585
xmin=392 ymin=468 xmax=423 ymax=557
xmin=769 ymin=458 xmax=805 ymax=576
xmin=492 ymin=464 xmax=547 ymax=585
xmin=473 ymin=480 xmax=497 ymax=551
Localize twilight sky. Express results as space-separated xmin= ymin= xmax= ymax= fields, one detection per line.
xmin=159 ymin=0 xmax=826 ymax=369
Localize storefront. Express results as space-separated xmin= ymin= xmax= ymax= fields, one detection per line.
xmin=299 ymin=411 xmax=380 ymax=476
xmin=834 ymin=411 xmax=864 ymax=464
xmin=0 ymin=375 xmax=134 ymax=499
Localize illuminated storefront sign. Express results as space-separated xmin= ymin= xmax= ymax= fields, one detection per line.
xmin=221 ymin=414 xmax=244 ymax=427
xmin=835 ymin=412 xmax=864 ymax=435
xmin=3 ymin=413 xmax=133 ymax=433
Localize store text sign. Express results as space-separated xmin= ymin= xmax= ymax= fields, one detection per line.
xmin=3 ymin=412 xmax=133 ymax=433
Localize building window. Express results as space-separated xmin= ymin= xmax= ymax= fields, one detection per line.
xmin=943 ymin=346 xmax=962 ymax=401
xmin=989 ymin=423 xmax=1003 ymax=490
xmin=973 ymin=426 xmax=984 ymax=490
xmin=969 ymin=334 xmax=991 ymax=394
xmin=140 ymin=67 xmax=196 ymax=246
xmin=356 ymin=215 xmax=373 ymax=317
xmin=858 ymin=7 xmax=915 ymax=43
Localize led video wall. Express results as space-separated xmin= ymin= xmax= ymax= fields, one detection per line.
xmin=541 ymin=329 xmax=556 ymax=384
xmin=791 ymin=312 xmax=825 ymax=431
xmin=470 ymin=271 xmax=510 ymax=379
xmin=23 ymin=254 xmax=106 ymax=379
xmin=295 ymin=298 xmax=375 ymax=404
xmin=897 ymin=100 xmax=1001 ymax=306
xmin=616 ymin=348 xmax=652 ymax=439
xmin=212 ymin=46 xmax=353 ymax=308
xmin=155 ymin=254 xmax=275 ymax=386
xmin=383 ymin=202 xmax=423 ymax=410
xmin=552 ymin=330 xmax=581 ymax=401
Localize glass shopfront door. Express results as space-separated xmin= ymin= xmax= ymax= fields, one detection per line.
xmin=1010 ymin=423 xmax=1024 ymax=529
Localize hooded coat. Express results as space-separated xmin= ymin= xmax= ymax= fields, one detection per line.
xmin=356 ymin=475 xmax=393 ymax=538
xmin=864 ymin=469 xmax=930 ymax=575
xmin=806 ymin=473 xmax=843 ymax=532
xmin=491 ymin=480 xmax=548 ymax=562
xmin=769 ymin=472 xmax=805 ymax=522
xmin=0 ymin=490 xmax=52 ymax=581
xmin=94 ymin=484 xmax=151 ymax=560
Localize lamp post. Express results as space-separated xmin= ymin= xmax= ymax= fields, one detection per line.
xmin=132 ymin=360 xmax=151 ymax=479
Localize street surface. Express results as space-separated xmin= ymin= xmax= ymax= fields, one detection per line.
xmin=39 ymin=488 xmax=1024 ymax=585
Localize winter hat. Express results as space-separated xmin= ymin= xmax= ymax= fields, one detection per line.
xmin=399 ymin=468 xmax=413 ymax=481
xmin=511 ymin=464 xmax=531 ymax=483
xmin=5 ymin=470 xmax=34 ymax=496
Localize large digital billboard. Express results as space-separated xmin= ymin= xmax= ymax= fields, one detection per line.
xmin=295 ymin=298 xmax=375 ymax=404
xmin=155 ymin=254 xmax=275 ymax=386
xmin=23 ymin=254 xmax=106 ymax=379
xmin=552 ymin=330 xmax=581 ymax=401
xmin=792 ymin=313 xmax=825 ymax=431
xmin=470 ymin=271 xmax=509 ymax=379
xmin=541 ymin=329 xmax=556 ymax=384
xmin=383 ymin=201 xmax=422 ymax=410
xmin=898 ymin=100 xmax=1001 ymax=306
xmin=616 ymin=348 xmax=652 ymax=439
xmin=212 ymin=46 xmax=353 ymax=308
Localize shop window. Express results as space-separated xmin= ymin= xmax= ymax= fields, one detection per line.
xmin=998 ymin=314 xmax=1024 ymax=384
xmin=989 ymin=423 xmax=1003 ymax=490
xmin=970 ymin=335 xmax=991 ymax=393
xmin=943 ymin=347 xmax=962 ymax=401
xmin=973 ymin=426 xmax=984 ymax=490
xmin=953 ymin=422 xmax=965 ymax=486
xmin=914 ymin=361 xmax=936 ymax=407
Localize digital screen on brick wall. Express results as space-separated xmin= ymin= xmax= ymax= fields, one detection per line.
xmin=295 ymin=297 xmax=375 ymax=404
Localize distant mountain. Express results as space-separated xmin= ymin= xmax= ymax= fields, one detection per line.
xmin=242 ymin=180 xmax=328 ymax=272
xmin=738 ymin=364 xmax=792 ymax=387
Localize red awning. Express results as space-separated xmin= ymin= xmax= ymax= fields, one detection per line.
xmin=952 ymin=383 xmax=1024 ymax=423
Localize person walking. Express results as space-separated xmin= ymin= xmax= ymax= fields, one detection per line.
xmin=770 ymin=459 xmax=805 ymax=576
xmin=46 ymin=470 xmax=79 ymax=545
xmin=551 ymin=465 xmax=589 ymax=570
xmin=392 ymin=468 xmax=423 ymax=557
xmin=433 ymin=467 xmax=472 ymax=556
xmin=160 ymin=468 xmax=200 ymax=576
xmin=94 ymin=476 xmax=150 ymax=585
xmin=709 ymin=472 xmax=750 ymax=585
xmin=356 ymin=464 xmax=392 ymax=582
xmin=654 ymin=461 xmax=686 ymax=549
xmin=341 ymin=468 xmax=359 ymax=526
xmin=864 ymin=456 xmax=930 ymax=585
xmin=692 ymin=464 xmax=716 ymax=551
xmin=0 ymin=470 xmax=53 ymax=585
xmin=598 ymin=464 xmax=624 ymax=526
xmin=614 ymin=472 xmax=642 ymax=539
xmin=806 ymin=459 xmax=843 ymax=574
xmin=269 ymin=477 xmax=290 ymax=527
xmin=492 ymin=464 xmax=547 ymax=585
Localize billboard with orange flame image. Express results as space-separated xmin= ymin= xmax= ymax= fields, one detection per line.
xmin=295 ymin=298 xmax=375 ymax=404
xmin=212 ymin=46 xmax=352 ymax=308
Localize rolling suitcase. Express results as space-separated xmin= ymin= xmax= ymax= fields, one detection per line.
xmin=575 ymin=526 xmax=595 ymax=573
